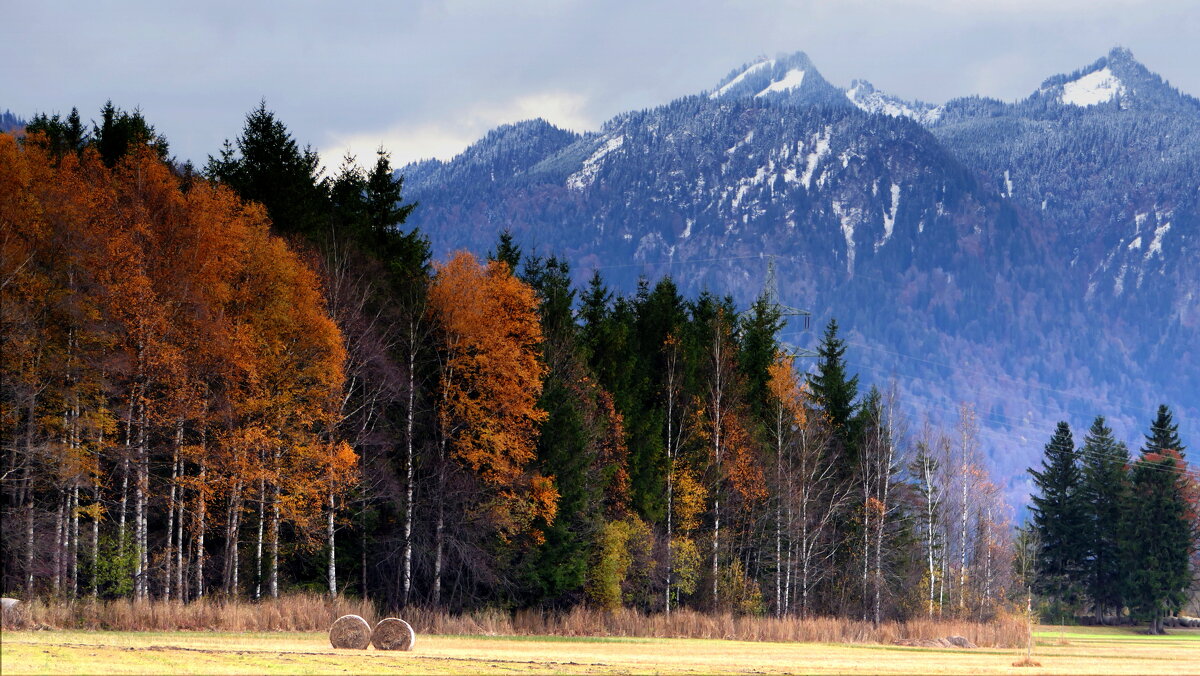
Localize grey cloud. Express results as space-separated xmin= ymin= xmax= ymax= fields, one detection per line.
xmin=3 ymin=0 xmax=1196 ymax=167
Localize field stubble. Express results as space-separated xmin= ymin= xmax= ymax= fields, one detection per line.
xmin=1 ymin=626 xmax=1198 ymax=675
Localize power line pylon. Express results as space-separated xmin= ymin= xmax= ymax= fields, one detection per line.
xmin=759 ymin=255 xmax=818 ymax=359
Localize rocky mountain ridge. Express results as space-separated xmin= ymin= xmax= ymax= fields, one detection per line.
xmin=399 ymin=48 xmax=1198 ymax=502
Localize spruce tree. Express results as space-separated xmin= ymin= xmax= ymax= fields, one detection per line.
xmin=1079 ymin=416 xmax=1130 ymax=620
xmin=1122 ymin=449 xmax=1192 ymax=633
xmin=92 ymin=101 xmax=168 ymax=167
xmin=1144 ymin=405 xmax=1186 ymax=459
xmin=737 ymin=293 xmax=784 ymax=423
xmin=365 ymin=148 xmax=416 ymax=237
xmin=519 ymin=256 xmax=594 ymax=605
xmin=489 ymin=229 xmax=522 ymax=272
xmin=808 ymin=318 xmax=860 ymax=462
xmin=206 ymin=101 xmax=327 ymax=237
xmin=1029 ymin=421 xmax=1087 ymax=610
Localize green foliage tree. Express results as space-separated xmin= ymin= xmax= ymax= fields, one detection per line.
xmin=737 ymin=294 xmax=784 ymax=423
xmin=1029 ymin=422 xmax=1087 ymax=611
xmin=1079 ymin=416 xmax=1130 ymax=620
xmin=24 ymin=107 xmax=89 ymax=160
xmin=92 ymin=101 xmax=169 ymax=167
xmin=1122 ymin=448 xmax=1192 ymax=634
xmin=1143 ymin=405 xmax=1187 ymax=459
xmin=808 ymin=318 xmax=860 ymax=462
xmin=206 ymin=101 xmax=327 ymax=237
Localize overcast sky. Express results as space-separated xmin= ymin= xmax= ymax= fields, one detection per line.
xmin=4 ymin=0 xmax=1198 ymax=170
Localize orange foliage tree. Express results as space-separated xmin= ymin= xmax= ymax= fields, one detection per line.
xmin=0 ymin=133 xmax=350 ymax=601
xmin=427 ymin=251 xmax=553 ymax=603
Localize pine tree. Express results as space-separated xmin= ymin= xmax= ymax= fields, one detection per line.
xmin=1079 ymin=416 xmax=1130 ymax=620
xmin=1144 ymin=405 xmax=1186 ymax=459
xmin=1029 ymin=422 xmax=1087 ymax=611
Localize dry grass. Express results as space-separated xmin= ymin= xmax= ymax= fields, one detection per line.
xmin=21 ymin=595 xmax=1025 ymax=648
xmin=25 ymin=594 xmax=377 ymax=632
xmin=3 ymin=627 xmax=1197 ymax=675
xmin=405 ymin=606 xmax=1029 ymax=649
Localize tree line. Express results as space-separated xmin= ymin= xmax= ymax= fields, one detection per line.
xmin=1 ymin=102 xmax=1190 ymax=626
xmin=1026 ymin=408 xmax=1195 ymax=633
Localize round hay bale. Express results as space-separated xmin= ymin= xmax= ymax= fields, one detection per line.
xmin=372 ymin=617 xmax=416 ymax=651
xmin=329 ymin=614 xmax=372 ymax=649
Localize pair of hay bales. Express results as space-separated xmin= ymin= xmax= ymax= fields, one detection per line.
xmin=329 ymin=614 xmax=415 ymax=651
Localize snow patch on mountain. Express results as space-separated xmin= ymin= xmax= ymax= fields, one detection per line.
xmin=756 ymin=68 xmax=806 ymax=97
xmin=801 ymin=128 xmax=832 ymax=189
xmin=878 ymin=183 xmax=901 ymax=249
xmin=711 ymin=60 xmax=772 ymax=99
xmin=845 ymin=80 xmax=942 ymax=125
xmin=831 ymin=200 xmax=861 ymax=272
xmin=1146 ymin=221 xmax=1171 ymax=259
xmin=1061 ymin=67 xmax=1126 ymax=106
xmin=567 ymin=135 xmax=624 ymax=191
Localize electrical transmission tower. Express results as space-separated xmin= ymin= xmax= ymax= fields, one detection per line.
xmin=758 ymin=254 xmax=818 ymax=359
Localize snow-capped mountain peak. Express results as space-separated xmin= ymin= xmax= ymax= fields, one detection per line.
xmin=707 ymin=51 xmax=851 ymax=109
xmin=845 ymin=79 xmax=942 ymax=124
xmin=710 ymin=59 xmax=773 ymax=99
xmin=1032 ymin=47 xmax=1199 ymax=113
xmin=756 ymin=68 xmax=806 ymax=97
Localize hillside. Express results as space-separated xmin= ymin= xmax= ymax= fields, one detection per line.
xmin=400 ymin=48 xmax=1197 ymax=502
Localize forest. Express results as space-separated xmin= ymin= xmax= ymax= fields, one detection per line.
xmin=0 ymin=103 xmax=1193 ymax=628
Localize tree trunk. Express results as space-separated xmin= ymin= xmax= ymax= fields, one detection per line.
xmin=91 ymin=483 xmax=100 ymax=598
xmin=166 ymin=430 xmax=180 ymax=600
xmin=195 ymin=458 xmax=206 ymax=600
xmin=254 ymin=479 xmax=265 ymax=600
xmin=224 ymin=481 xmax=243 ymax=596
xmin=70 ymin=484 xmax=80 ymax=598
xmin=174 ymin=481 xmax=185 ymax=601
xmin=402 ymin=344 xmax=416 ymax=606
xmin=134 ymin=400 xmax=149 ymax=599
xmin=873 ymin=435 xmax=893 ymax=627
xmin=53 ymin=491 xmax=64 ymax=595
xmin=327 ymin=490 xmax=338 ymax=597
xmin=269 ymin=480 xmax=279 ymax=598
xmin=24 ymin=473 xmax=35 ymax=599
xmin=774 ymin=405 xmax=783 ymax=616
xmin=433 ymin=477 xmax=444 ymax=606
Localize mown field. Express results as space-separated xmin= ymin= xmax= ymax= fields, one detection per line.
xmin=2 ymin=625 xmax=1197 ymax=674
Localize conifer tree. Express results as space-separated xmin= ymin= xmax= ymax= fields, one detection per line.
xmin=1144 ymin=405 xmax=1186 ymax=459
xmin=365 ymin=148 xmax=416 ymax=237
xmin=808 ymin=318 xmax=859 ymax=457
xmin=489 ymin=229 xmax=522 ymax=272
xmin=1122 ymin=447 xmax=1192 ymax=634
xmin=1079 ymin=416 xmax=1130 ymax=620
xmin=206 ymin=101 xmax=327 ymax=237
xmin=1029 ymin=422 xmax=1087 ymax=610
xmin=92 ymin=101 xmax=169 ymax=167
xmin=738 ymin=294 xmax=784 ymax=423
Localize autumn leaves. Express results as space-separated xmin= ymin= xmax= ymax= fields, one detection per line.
xmin=0 ymin=133 xmax=553 ymax=601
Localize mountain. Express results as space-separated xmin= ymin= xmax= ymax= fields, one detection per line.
xmin=399 ymin=49 xmax=1198 ymax=503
